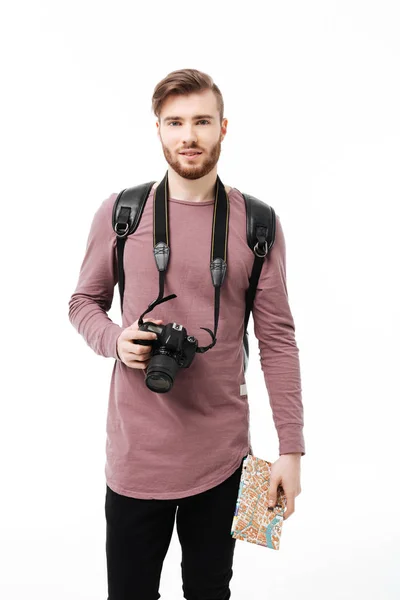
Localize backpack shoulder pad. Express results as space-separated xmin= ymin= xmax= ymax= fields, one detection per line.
xmin=112 ymin=181 xmax=156 ymax=236
xmin=241 ymin=192 xmax=276 ymax=252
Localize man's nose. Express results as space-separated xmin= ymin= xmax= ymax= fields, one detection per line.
xmin=180 ymin=126 xmax=198 ymax=144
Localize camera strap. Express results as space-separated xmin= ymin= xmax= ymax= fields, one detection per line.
xmin=113 ymin=177 xmax=276 ymax=372
xmin=137 ymin=169 xmax=229 ymax=354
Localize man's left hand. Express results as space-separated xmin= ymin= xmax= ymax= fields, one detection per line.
xmin=268 ymin=452 xmax=302 ymax=520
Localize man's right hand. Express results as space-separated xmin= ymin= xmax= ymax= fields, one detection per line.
xmin=117 ymin=318 xmax=163 ymax=369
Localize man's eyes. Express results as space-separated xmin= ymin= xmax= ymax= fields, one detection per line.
xmin=168 ymin=120 xmax=210 ymax=126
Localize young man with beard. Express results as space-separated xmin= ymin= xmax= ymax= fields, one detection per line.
xmin=68 ymin=68 xmax=305 ymax=600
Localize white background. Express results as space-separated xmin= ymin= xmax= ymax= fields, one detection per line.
xmin=1 ymin=1 xmax=399 ymax=598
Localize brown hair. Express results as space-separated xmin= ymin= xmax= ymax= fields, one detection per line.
xmin=151 ymin=68 xmax=224 ymax=124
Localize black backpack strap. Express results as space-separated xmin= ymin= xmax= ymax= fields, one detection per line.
xmin=240 ymin=192 xmax=276 ymax=372
xmin=242 ymin=192 xmax=276 ymax=331
xmin=112 ymin=181 xmax=156 ymax=313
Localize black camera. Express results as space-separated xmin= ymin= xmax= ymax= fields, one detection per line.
xmin=133 ymin=322 xmax=198 ymax=393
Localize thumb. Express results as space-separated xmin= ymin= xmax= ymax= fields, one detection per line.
xmin=268 ymin=479 xmax=278 ymax=507
xmin=145 ymin=318 xmax=164 ymax=325
xmin=129 ymin=317 xmax=164 ymax=329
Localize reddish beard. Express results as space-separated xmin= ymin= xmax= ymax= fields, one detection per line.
xmin=160 ymin=135 xmax=223 ymax=180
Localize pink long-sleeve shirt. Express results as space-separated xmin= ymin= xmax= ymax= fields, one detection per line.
xmin=68 ymin=181 xmax=305 ymax=499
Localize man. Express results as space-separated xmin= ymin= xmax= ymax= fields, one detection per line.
xmin=68 ymin=68 xmax=305 ymax=600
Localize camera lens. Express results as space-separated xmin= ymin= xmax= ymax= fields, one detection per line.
xmin=146 ymin=372 xmax=173 ymax=393
xmin=145 ymin=354 xmax=180 ymax=393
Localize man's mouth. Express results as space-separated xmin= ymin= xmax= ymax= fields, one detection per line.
xmin=179 ymin=151 xmax=202 ymax=159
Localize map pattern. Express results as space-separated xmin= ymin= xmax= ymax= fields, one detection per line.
xmin=231 ymin=454 xmax=287 ymax=550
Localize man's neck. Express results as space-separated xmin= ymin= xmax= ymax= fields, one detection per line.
xmin=153 ymin=168 xmax=231 ymax=203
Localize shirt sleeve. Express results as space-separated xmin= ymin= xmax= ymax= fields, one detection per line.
xmin=68 ymin=193 xmax=124 ymax=360
xmin=251 ymin=213 xmax=305 ymax=456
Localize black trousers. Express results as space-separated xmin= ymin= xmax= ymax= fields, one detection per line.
xmin=105 ymin=455 xmax=246 ymax=600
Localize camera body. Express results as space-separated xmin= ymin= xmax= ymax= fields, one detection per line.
xmin=134 ymin=321 xmax=198 ymax=393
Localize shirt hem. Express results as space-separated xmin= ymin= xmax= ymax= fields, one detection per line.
xmin=105 ymin=446 xmax=250 ymax=500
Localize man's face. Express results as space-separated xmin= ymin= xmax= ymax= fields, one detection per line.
xmin=156 ymin=89 xmax=227 ymax=180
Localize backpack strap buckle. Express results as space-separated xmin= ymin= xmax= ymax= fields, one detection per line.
xmin=254 ymin=225 xmax=268 ymax=257
xmin=254 ymin=241 xmax=268 ymax=257
xmin=114 ymin=222 xmax=129 ymax=237
xmin=114 ymin=205 xmax=131 ymax=238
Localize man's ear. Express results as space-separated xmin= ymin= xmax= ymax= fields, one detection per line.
xmin=221 ymin=117 xmax=228 ymax=141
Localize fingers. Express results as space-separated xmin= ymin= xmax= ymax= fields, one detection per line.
xmin=124 ymin=356 xmax=150 ymax=369
xmin=268 ymin=477 xmax=278 ymax=508
xmin=128 ymin=317 xmax=163 ymax=331
xmin=123 ymin=328 xmax=153 ymax=339
xmin=121 ymin=319 xmax=163 ymax=341
xmin=122 ymin=341 xmax=153 ymax=366
xmin=283 ymin=496 xmax=295 ymax=520
xmin=123 ymin=345 xmax=152 ymax=367
xmin=127 ymin=339 xmax=155 ymax=353
xmin=125 ymin=347 xmax=152 ymax=359
xmin=268 ymin=480 xmax=295 ymax=520
xmin=118 ymin=317 xmax=163 ymax=369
